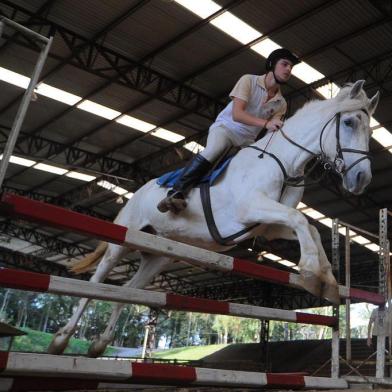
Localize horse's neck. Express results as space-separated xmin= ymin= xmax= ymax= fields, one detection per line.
xmin=254 ymin=106 xmax=335 ymax=176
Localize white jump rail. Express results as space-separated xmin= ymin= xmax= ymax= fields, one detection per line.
xmin=0 ymin=193 xmax=384 ymax=305
xmin=0 ymin=268 xmax=337 ymax=326
xmin=0 ymin=352 xmax=348 ymax=390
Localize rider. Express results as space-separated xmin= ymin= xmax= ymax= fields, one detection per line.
xmin=157 ymin=48 xmax=300 ymax=214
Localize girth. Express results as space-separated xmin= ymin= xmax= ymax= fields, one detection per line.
xmin=200 ymin=182 xmax=259 ymax=246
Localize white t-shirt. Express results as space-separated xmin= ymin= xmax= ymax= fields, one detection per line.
xmin=212 ymin=74 xmax=287 ymax=145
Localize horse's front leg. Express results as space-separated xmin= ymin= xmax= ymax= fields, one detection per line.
xmin=239 ymin=194 xmax=323 ymax=298
xmin=308 ymin=224 xmax=339 ymax=304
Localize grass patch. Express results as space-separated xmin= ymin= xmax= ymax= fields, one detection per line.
xmin=152 ymin=344 xmax=227 ymax=360
xmin=1 ymin=328 xmax=115 ymax=355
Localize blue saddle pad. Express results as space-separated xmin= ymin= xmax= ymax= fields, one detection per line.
xmin=157 ymin=156 xmax=233 ymax=188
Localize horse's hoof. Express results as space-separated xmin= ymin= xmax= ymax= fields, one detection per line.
xmin=300 ymin=270 xmax=322 ymax=297
xmin=87 ymin=340 xmax=107 ymax=358
xmin=322 ymin=283 xmax=340 ymax=305
xmin=157 ymin=197 xmax=187 ymax=213
xmin=157 ymin=198 xmax=170 ymax=213
xmin=47 ymin=337 xmax=69 ymax=355
xmin=169 ymin=197 xmax=187 ymax=213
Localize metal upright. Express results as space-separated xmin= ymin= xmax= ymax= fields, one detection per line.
xmin=0 ymin=17 xmax=53 ymax=190
xmin=376 ymin=208 xmax=390 ymax=378
xmin=331 ymin=218 xmax=340 ymax=378
xmin=333 ymin=210 xmax=391 ymax=381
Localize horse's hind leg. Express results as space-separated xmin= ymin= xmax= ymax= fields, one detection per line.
xmin=87 ymin=253 xmax=173 ymax=358
xmin=48 ymin=244 xmax=129 ymax=354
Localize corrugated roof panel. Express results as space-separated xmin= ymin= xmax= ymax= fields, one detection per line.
xmin=39 ymin=107 xmax=108 ymax=145
xmin=4 ymin=0 xmax=48 ymax=13
xmin=104 ymin=1 xmax=201 ymax=60
xmin=42 ymin=64 xmax=105 ymax=97
xmin=116 ymin=137 xmax=162 ymax=162
xmin=48 ymin=0 xmax=140 ymax=40
xmin=147 ymin=24 xmax=242 ymax=80
xmin=372 ymin=94 xmax=392 ymax=125
xmin=0 ymin=44 xmax=57 ymax=77
xmin=226 ymin=0 xmax=327 ymax=36
xmin=82 ymin=122 xmax=143 ymax=153
xmin=271 ymin=0 xmax=380 ymax=56
xmin=87 ymin=83 xmax=148 ymax=114
xmin=193 ymin=51 xmax=262 ymax=98
xmin=303 ymin=48 xmax=354 ymax=78
xmin=338 ymin=23 xmax=392 ymax=64
xmin=130 ymin=98 xmax=186 ymax=126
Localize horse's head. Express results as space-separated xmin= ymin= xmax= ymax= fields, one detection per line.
xmin=322 ymin=80 xmax=379 ymax=195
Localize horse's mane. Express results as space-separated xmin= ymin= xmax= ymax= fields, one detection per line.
xmin=286 ymin=85 xmax=371 ymax=127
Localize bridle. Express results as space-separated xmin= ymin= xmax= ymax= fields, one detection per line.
xmin=247 ymin=108 xmax=372 ymax=189
xmin=281 ymin=109 xmax=371 ymax=176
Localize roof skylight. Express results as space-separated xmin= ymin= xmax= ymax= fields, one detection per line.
xmin=97 ymin=180 xmax=128 ymax=195
xmin=211 ymin=12 xmax=262 ymax=44
xmin=77 ymin=100 xmax=121 ymax=120
xmin=66 ymin=171 xmax=96 ymax=182
xmin=34 ymin=163 xmax=68 ymax=175
xmin=1 ymin=155 xmax=36 ymax=167
xmin=174 ymin=0 xmax=220 ymax=18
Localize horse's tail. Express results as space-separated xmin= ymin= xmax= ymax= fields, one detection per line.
xmin=69 ymin=241 xmax=108 ymax=274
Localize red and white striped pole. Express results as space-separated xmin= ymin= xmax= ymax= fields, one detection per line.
xmin=0 ymin=268 xmax=337 ymax=326
xmin=0 ymin=352 xmax=348 ymax=390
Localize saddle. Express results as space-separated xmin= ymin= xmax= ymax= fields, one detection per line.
xmin=157 ymin=149 xmax=258 ymax=246
xmin=156 ymin=156 xmax=233 ymax=188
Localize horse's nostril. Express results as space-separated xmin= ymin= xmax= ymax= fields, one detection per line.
xmin=356 ymin=171 xmax=363 ymax=185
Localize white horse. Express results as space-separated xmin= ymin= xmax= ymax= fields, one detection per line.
xmin=48 ymin=80 xmax=379 ymax=357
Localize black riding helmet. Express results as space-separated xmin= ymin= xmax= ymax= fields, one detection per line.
xmin=266 ymin=48 xmax=300 ymax=84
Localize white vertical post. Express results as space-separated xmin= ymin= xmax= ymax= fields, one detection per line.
xmin=331 ymin=218 xmax=340 ymax=378
xmin=376 ymin=208 xmax=388 ymax=379
xmin=0 ymin=17 xmax=53 ymax=190
xmin=141 ymin=325 xmax=150 ymax=359
xmin=345 ymin=226 xmax=351 ymax=362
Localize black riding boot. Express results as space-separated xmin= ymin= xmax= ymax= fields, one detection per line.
xmin=157 ymin=154 xmax=212 ymax=213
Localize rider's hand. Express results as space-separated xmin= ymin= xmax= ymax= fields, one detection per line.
xmin=265 ymin=118 xmax=283 ymax=131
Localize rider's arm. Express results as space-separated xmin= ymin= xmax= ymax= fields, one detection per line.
xmin=232 ymin=97 xmax=268 ymax=128
xmin=230 ymin=75 xmax=283 ymax=131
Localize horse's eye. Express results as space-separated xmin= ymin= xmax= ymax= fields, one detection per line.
xmin=344 ymin=119 xmax=353 ymax=127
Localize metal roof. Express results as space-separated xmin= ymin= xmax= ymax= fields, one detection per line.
xmin=0 ymin=0 xmax=391 ymax=309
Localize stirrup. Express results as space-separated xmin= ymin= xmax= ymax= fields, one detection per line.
xmin=157 ymin=192 xmax=187 ymax=213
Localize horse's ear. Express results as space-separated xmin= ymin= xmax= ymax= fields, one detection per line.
xmin=368 ymin=91 xmax=380 ymax=115
xmin=349 ymin=80 xmax=365 ymax=99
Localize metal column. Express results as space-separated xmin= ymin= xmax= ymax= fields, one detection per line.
xmin=345 ymin=226 xmax=351 ymax=362
xmin=331 ymin=218 xmax=340 ymax=378
xmin=376 ymin=208 xmax=389 ymax=378
xmin=0 ymin=17 xmax=53 ymax=190
xmin=259 ymin=319 xmax=270 ymax=371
